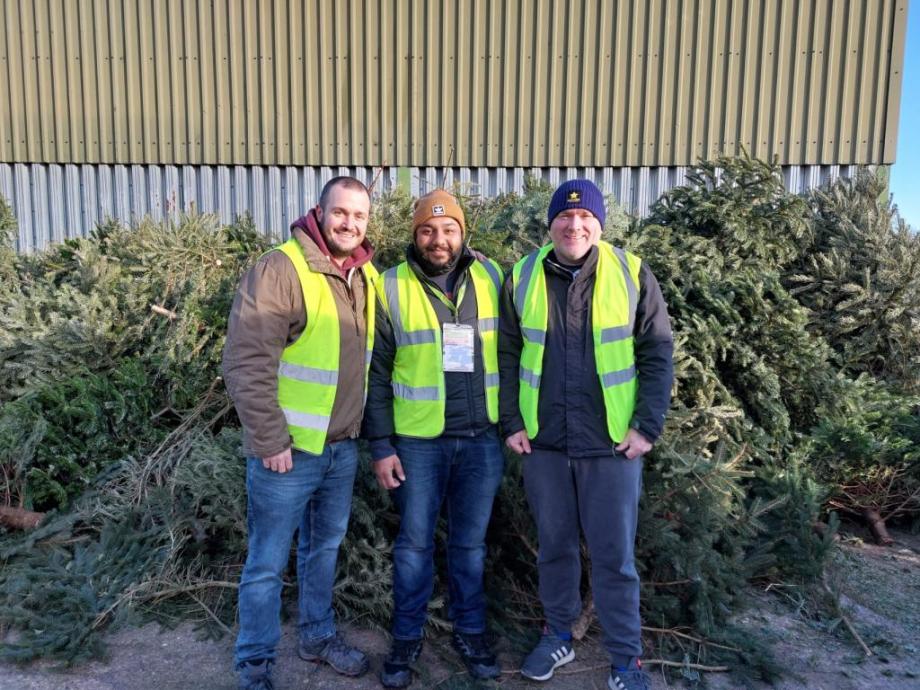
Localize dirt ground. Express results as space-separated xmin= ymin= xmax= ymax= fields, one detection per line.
xmin=1 ymin=526 xmax=918 ymax=690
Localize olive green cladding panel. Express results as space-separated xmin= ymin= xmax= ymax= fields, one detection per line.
xmin=0 ymin=0 xmax=908 ymax=166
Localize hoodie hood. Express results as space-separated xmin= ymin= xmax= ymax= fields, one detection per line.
xmin=290 ymin=208 xmax=375 ymax=275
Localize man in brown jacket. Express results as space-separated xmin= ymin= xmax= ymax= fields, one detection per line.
xmin=223 ymin=176 xmax=377 ymax=690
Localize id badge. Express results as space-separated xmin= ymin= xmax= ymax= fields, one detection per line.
xmin=442 ymin=323 xmax=475 ymax=372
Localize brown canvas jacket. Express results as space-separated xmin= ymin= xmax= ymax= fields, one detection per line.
xmin=222 ymin=223 xmax=371 ymax=458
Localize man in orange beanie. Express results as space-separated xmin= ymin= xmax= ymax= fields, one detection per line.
xmin=365 ymin=189 xmax=505 ymax=688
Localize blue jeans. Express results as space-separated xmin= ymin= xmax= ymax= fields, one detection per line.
xmin=390 ymin=428 xmax=505 ymax=640
xmin=235 ymin=440 xmax=359 ymax=666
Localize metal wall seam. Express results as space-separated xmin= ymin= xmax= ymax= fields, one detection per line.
xmin=1 ymin=0 xmax=908 ymax=167
xmin=0 ymin=162 xmax=874 ymax=252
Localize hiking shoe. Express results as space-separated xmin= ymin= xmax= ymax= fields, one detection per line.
xmin=298 ymin=632 xmax=369 ymax=677
xmin=450 ymin=631 xmax=501 ymax=680
xmin=520 ymin=630 xmax=575 ymax=681
xmin=608 ymin=659 xmax=651 ymax=690
xmin=379 ymin=638 xmax=423 ymax=689
xmin=237 ymin=658 xmax=274 ymax=690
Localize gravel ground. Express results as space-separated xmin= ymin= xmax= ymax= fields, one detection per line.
xmin=2 ymin=527 xmax=918 ymax=690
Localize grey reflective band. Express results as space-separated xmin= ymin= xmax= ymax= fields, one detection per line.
xmin=384 ymin=269 xmax=438 ymax=347
xmin=599 ymin=324 xmax=632 ymax=344
xmin=514 ymin=252 xmax=541 ymax=314
xmin=612 ymin=247 xmax=638 ymax=326
xmin=601 ymin=365 xmax=637 ymax=387
xmin=478 ymin=317 xmax=499 ymax=332
xmin=478 ymin=258 xmax=503 ymax=293
xmin=278 ymin=361 xmax=338 ymax=386
xmin=383 ymin=270 xmax=406 ymax=336
xmin=521 ymin=327 xmax=546 ymax=345
xmin=484 ymin=371 xmax=500 ymax=387
xmin=282 ymin=408 xmax=330 ymax=431
xmin=519 ymin=366 xmax=541 ymax=387
xmin=364 ymin=347 xmax=373 ymax=366
xmin=401 ymin=329 xmax=438 ymax=345
xmin=392 ymin=382 xmax=440 ymax=401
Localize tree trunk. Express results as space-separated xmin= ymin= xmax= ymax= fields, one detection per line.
xmin=0 ymin=506 xmax=45 ymax=530
xmin=863 ymin=508 xmax=893 ymax=545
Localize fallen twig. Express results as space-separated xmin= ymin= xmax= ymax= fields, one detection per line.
xmin=548 ymin=660 xmax=730 ymax=676
xmin=189 ymin=593 xmax=233 ymax=636
xmin=822 ymin=574 xmax=873 ymax=657
xmin=642 ymin=625 xmax=742 ymax=652
xmin=150 ymin=304 xmax=178 ymax=320
xmin=572 ymin=592 xmax=594 ymax=640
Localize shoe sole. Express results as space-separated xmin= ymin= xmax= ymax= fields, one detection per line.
xmin=520 ymin=648 xmax=575 ymax=682
xmin=297 ymin=649 xmax=369 ymax=677
xmin=380 ymin=671 xmax=413 ymax=689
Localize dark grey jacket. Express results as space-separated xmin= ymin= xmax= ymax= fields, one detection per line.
xmin=364 ymin=245 xmax=496 ymax=460
xmin=497 ymin=245 xmax=673 ymax=457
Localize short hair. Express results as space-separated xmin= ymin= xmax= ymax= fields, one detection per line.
xmin=319 ymin=176 xmax=370 ymax=211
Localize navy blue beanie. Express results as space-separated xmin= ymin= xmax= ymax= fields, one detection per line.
xmin=547 ymin=179 xmax=606 ymax=227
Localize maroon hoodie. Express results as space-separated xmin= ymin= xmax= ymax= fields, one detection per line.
xmin=290 ymin=209 xmax=374 ymax=275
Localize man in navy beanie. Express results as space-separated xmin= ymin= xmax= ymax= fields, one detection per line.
xmin=497 ymin=179 xmax=674 ymax=690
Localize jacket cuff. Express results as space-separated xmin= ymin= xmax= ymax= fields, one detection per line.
xmin=500 ymin=417 xmax=526 ymax=440
xmin=246 ymin=441 xmax=293 ymax=460
xmin=369 ymin=437 xmax=398 ymax=461
xmin=630 ymin=418 xmax=661 ymax=445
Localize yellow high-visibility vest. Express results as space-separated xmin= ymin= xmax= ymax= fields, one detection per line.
xmin=376 ymin=256 xmax=503 ymax=437
xmin=512 ymin=241 xmax=640 ymax=443
xmin=275 ymin=238 xmax=378 ymax=454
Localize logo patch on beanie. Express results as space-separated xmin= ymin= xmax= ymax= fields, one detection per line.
xmin=432 ymin=204 xmax=446 ymax=215
xmin=567 ymin=191 xmax=581 ymax=203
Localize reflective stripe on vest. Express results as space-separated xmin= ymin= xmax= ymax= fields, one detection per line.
xmin=275 ymin=238 xmax=378 ymax=454
xmin=377 ymin=256 xmax=503 ymax=437
xmin=512 ymin=241 xmax=640 ymax=443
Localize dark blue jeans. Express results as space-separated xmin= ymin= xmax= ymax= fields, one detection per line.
xmin=390 ymin=428 xmax=505 ymax=640
xmin=235 ymin=440 xmax=359 ymax=666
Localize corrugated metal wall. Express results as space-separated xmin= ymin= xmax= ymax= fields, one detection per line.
xmin=1 ymin=0 xmax=908 ymax=168
xmin=1 ymin=162 xmax=861 ymax=252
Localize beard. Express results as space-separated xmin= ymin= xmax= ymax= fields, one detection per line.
xmin=417 ymin=243 xmax=460 ymax=275
xmin=320 ymin=221 xmax=362 ymax=259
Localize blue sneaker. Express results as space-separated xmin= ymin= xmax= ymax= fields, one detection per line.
xmin=608 ymin=659 xmax=651 ymax=690
xmin=520 ymin=630 xmax=575 ymax=681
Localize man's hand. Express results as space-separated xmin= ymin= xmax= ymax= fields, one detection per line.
xmin=505 ymin=430 xmax=532 ymax=455
xmin=373 ymin=454 xmax=406 ymax=490
xmin=262 ymin=447 xmax=293 ymax=473
xmin=615 ymin=429 xmax=652 ymax=459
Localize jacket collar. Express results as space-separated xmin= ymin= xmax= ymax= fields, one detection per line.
xmin=544 ymin=244 xmax=599 ymax=283
xmin=289 ymin=209 xmax=375 ymax=277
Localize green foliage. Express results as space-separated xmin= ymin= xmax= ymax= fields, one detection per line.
xmin=0 ymin=196 xmax=16 ymax=284
xmin=0 ymin=359 xmax=165 ymax=511
xmin=789 ymin=171 xmax=920 ymax=391
xmin=807 ymin=377 xmax=920 ymax=520
xmin=0 ymin=161 xmax=916 ymax=672
xmin=632 ymin=155 xmax=837 ymax=446
xmin=646 ymin=152 xmax=813 ymax=269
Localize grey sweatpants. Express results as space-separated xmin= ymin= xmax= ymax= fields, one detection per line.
xmin=522 ymin=448 xmax=643 ymax=663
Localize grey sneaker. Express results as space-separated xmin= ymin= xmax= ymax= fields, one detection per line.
xmin=380 ymin=638 xmax=423 ymax=689
xmin=237 ymin=658 xmax=274 ymax=690
xmin=520 ymin=630 xmax=575 ymax=681
xmin=451 ymin=631 xmax=501 ymax=680
xmin=298 ymin=632 xmax=369 ymax=677
xmin=608 ymin=660 xmax=651 ymax=690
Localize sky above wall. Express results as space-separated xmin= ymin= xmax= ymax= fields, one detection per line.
xmin=890 ymin=2 xmax=919 ymax=230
